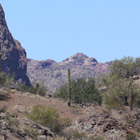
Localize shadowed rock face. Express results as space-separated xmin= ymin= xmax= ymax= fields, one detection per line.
xmin=0 ymin=4 xmax=30 ymax=85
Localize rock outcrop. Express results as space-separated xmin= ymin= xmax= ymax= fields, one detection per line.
xmin=0 ymin=111 xmax=55 ymax=140
xmin=71 ymin=108 xmax=140 ymax=140
xmin=0 ymin=4 xmax=30 ymax=85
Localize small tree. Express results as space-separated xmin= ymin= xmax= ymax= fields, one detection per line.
xmin=99 ymin=56 xmax=140 ymax=110
xmin=111 ymin=56 xmax=140 ymax=110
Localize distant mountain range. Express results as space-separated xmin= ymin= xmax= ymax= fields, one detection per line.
xmin=0 ymin=3 xmax=112 ymax=91
xmin=27 ymin=53 xmax=112 ymax=93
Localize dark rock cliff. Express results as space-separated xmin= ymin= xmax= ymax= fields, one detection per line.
xmin=0 ymin=4 xmax=30 ymax=85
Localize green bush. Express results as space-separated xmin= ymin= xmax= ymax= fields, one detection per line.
xmin=126 ymin=132 xmax=137 ymax=140
xmin=56 ymin=78 xmax=102 ymax=105
xmin=5 ymin=114 xmax=20 ymax=131
xmin=23 ymin=126 xmax=38 ymax=140
xmin=0 ymin=105 xmax=7 ymax=112
xmin=29 ymin=105 xmax=59 ymax=124
xmin=66 ymin=129 xmax=87 ymax=140
xmin=0 ymin=72 xmax=15 ymax=88
xmin=19 ymin=83 xmax=47 ymax=96
xmin=70 ymin=106 xmax=82 ymax=115
xmin=89 ymin=135 xmax=104 ymax=140
xmin=28 ymin=105 xmax=71 ymax=134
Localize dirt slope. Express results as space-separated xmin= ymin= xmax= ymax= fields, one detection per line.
xmin=0 ymin=89 xmax=139 ymax=140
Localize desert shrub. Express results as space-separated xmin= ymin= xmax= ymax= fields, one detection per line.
xmin=0 ymin=72 xmax=15 ymax=88
xmin=6 ymin=116 xmax=19 ymax=133
xmin=19 ymin=83 xmax=47 ymax=96
xmin=126 ymin=132 xmax=137 ymax=140
xmin=23 ymin=126 xmax=38 ymax=140
xmin=0 ymin=105 xmax=7 ymax=112
xmin=28 ymin=105 xmax=71 ymax=134
xmin=56 ymin=78 xmax=102 ymax=105
xmin=89 ymin=135 xmax=104 ymax=140
xmin=71 ymin=106 xmax=82 ymax=115
xmin=29 ymin=105 xmax=59 ymax=124
xmin=6 ymin=119 xmax=19 ymax=127
xmin=66 ymin=129 xmax=87 ymax=140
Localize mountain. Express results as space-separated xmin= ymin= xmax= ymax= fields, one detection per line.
xmin=0 ymin=4 xmax=30 ymax=85
xmin=60 ymin=53 xmax=98 ymax=66
xmin=27 ymin=53 xmax=112 ymax=92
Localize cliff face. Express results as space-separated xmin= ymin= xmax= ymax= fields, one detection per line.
xmin=0 ymin=4 xmax=30 ymax=85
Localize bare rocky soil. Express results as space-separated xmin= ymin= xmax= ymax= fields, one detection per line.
xmin=0 ymin=89 xmax=139 ymax=140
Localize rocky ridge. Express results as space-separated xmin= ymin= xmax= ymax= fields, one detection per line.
xmin=0 ymin=3 xmax=30 ymax=85
xmin=27 ymin=53 xmax=112 ymax=92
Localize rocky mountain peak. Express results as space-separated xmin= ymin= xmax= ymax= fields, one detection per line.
xmin=0 ymin=4 xmax=6 ymax=26
xmin=0 ymin=3 xmax=30 ymax=85
xmin=71 ymin=53 xmax=89 ymax=60
xmin=61 ymin=53 xmax=98 ymax=66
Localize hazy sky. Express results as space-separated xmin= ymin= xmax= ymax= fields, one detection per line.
xmin=1 ymin=0 xmax=140 ymax=63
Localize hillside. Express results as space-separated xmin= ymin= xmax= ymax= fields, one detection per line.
xmin=27 ymin=53 xmax=112 ymax=92
xmin=0 ymin=88 xmax=139 ymax=140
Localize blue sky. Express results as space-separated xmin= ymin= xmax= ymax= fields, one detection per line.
xmin=1 ymin=0 xmax=140 ymax=63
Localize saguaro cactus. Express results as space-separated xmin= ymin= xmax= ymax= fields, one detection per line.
xmin=0 ymin=43 xmax=3 ymax=73
xmin=67 ymin=69 xmax=71 ymax=107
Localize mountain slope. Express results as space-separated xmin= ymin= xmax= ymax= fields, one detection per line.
xmin=27 ymin=53 xmax=112 ymax=92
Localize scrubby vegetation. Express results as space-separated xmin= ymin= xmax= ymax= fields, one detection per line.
xmin=97 ymin=56 xmax=140 ymax=110
xmin=19 ymin=82 xmax=47 ymax=96
xmin=125 ymin=132 xmax=137 ymax=140
xmin=0 ymin=72 xmax=15 ymax=88
xmin=28 ymin=105 xmax=71 ymax=134
xmin=66 ymin=129 xmax=87 ymax=140
xmin=23 ymin=126 xmax=38 ymax=140
xmin=56 ymin=77 xmax=102 ymax=105
xmin=88 ymin=135 xmax=104 ymax=140
xmin=56 ymin=56 xmax=140 ymax=111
